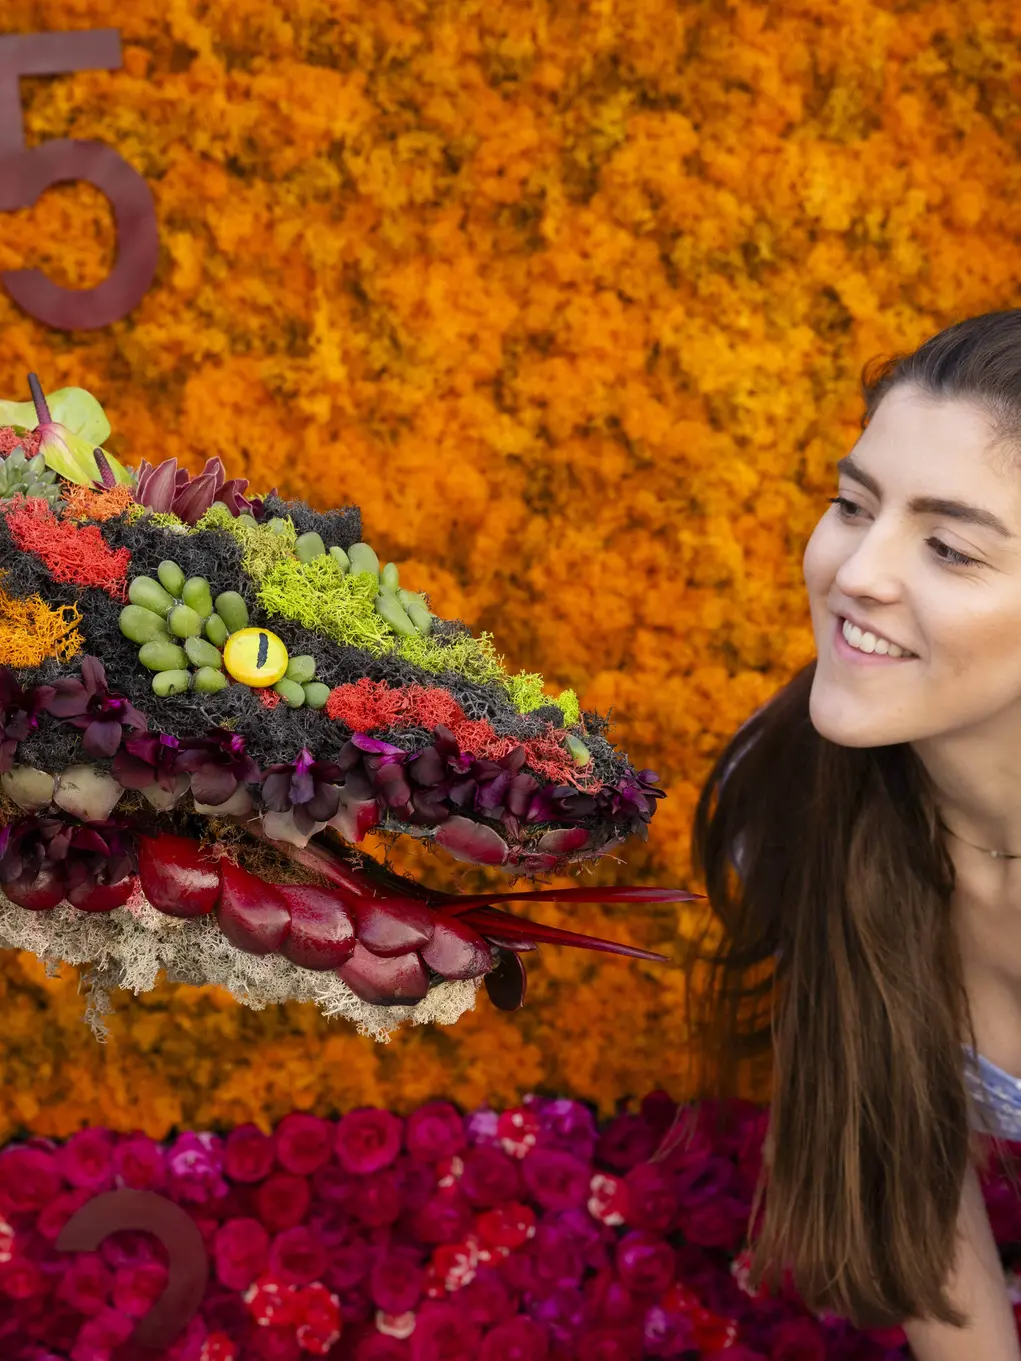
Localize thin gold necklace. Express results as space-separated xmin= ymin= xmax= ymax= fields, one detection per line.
xmin=944 ymin=825 xmax=1021 ymax=860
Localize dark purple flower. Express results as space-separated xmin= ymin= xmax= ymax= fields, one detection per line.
xmin=111 ymin=731 xmax=180 ymax=791
xmin=43 ymin=656 xmax=146 ymax=758
xmin=0 ymin=668 xmax=54 ymax=773
xmin=0 ymin=815 xmax=136 ymax=897
xmin=615 ymin=1231 xmax=675 ymax=1296
xmin=369 ymin=1248 xmax=424 ymax=1314
xmin=261 ymin=748 xmax=344 ymax=834
xmin=460 ymin=1146 xmax=522 ymax=1207
xmin=174 ymin=727 xmax=260 ymax=806
xmin=133 ymin=456 xmax=258 ymax=524
xmin=521 ymin=1150 xmax=590 ymax=1212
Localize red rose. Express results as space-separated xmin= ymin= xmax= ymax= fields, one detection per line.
xmin=213 ymin=1217 xmax=270 ymax=1290
xmin=336 ymin=1109 xmax=403 ymax=1175
xmin=274 ymin=1114 xmax=333 ymax=1177
xmin=254 ymin=1173 xmax=311 ymax=1232
xmin=0 ymin=1146 xmax=61 ymax=1215
xmin=405 ymin=1103 xmax=467 ymax=1164
xmin=0 ymin=1256 xmax=45 ymax=1300
xmin=269 ymin=1225 xmax=327 ymax=1285
xmin=622 ymin=1163 xmax=678 ymax=1233
xmin=113 ymin=1134 xmax=167 ymax=1191
xmin=224 ymin=1123 xmax=276 ymax=1184
xmin=412 ymin=1189 xmax=474 ymax=1245
xmin=350 ymin=1168 xmax=402 ymax=1227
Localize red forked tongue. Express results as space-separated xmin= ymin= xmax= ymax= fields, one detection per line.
xmin=455 ymin=904 xmax=670 ymax=963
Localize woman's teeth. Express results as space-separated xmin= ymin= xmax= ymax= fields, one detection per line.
xmin=841 ymin=618 xmax=914 ymax=658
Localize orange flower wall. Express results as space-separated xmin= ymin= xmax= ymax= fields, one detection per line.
xmin=1 ymin=0 xmax=1020 ymax=1141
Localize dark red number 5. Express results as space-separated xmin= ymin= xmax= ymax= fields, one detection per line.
xmin=0 ymin=30 xmax=158 ymax=330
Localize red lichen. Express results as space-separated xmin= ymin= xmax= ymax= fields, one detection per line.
xmin=3 ymin=497 xmax=131 ymax=600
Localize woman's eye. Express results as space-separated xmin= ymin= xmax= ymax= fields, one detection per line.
xmin=827 ymin=496 xmax=982 ymax=569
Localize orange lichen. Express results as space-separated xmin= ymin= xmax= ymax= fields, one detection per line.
xmin=0 ymin=582 xmax=83 ymax=667
xmin=62 ymin=482 xmax=135 ymax=522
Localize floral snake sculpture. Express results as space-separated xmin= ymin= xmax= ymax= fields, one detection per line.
xmin=0 ymin=375 xmax=697 ymax=1037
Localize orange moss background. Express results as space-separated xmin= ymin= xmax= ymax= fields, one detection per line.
xmin=1 ymin=0 xmax=1020 ymax=1140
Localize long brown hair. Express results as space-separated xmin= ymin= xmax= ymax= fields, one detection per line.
xmin=675 ymin=309 xmax=1021 ymax=1331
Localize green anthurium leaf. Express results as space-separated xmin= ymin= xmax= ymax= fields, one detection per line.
xmin=38 ymin=424 xmax=105 ymax=486
xmin=0 ymin=386 xmax=111 ymax=445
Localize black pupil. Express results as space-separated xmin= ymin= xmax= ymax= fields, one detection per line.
xmin=256 ymin=632 xmax=269 ymax=669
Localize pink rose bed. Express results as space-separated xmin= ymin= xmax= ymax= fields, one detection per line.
xmin=0 ymin=1093 xmax=1017 ymax=1361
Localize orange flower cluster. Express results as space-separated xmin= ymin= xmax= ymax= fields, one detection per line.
xmin=1 ymin=0 xmax=1019 ymax=1141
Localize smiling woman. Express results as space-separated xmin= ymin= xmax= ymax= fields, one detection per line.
xmin=679 ymin=310 xmax=1021 ymax=1349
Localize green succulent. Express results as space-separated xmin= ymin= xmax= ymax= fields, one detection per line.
xmin=0 ymin=447 xmax=63 ymax=509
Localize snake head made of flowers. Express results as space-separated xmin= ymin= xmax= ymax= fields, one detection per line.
xmin=0 ymin=373 xmax=695 ymax=1037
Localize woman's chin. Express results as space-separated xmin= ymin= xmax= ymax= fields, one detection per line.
xmin=808 ymin=687 xmax=906 ymax=749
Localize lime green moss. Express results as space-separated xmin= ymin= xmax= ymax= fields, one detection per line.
xmin=256 ymin=556 xmax=579 ymax=722
xmin=195 ymin=503 xmax=297 ymax=578
xmin=506 ymin=671 xmax=581 ymax=726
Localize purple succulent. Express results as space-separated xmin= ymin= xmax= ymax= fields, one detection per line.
xmin=43 ymin=657 xmax=146 ymax=759
xmin=173 ymin=728 xmax=260 ymax=807
xmin=133 ymin=456 xmax=264 ymax=525
xmin=111 ymin=732 xmax=181 ymax=791
xmin=0 ymin=815 xmax=136 ymax=894
xmin=0 ymin=668 xmax=54 ymax=773
xmin=261 ymin=748 xmax=345 ymax=834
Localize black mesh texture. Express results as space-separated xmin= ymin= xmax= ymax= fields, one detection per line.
xmin=260 ymin=495 xmax=361 ymax=547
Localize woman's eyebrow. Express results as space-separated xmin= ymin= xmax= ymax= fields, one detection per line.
xmin=835 ymin=454 xmax=1016 ymax=539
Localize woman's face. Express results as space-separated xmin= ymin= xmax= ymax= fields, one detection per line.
xmin=803 ymin=384 xmax=1021 ymax=748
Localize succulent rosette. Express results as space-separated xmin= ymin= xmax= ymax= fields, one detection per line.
xmin=0 ymin=372 xmax=694 ymax=1037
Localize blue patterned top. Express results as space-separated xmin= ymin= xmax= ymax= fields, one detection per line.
xmin=964 ymin=1048 xmax=1021 ymax=1140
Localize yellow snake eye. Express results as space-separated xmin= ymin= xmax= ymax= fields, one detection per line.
xmin=222 ymin=627 xmax=289 ymax=686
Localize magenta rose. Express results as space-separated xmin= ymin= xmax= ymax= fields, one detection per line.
xmin=224 ymin=1123 xmax=276 ymax=1184
xmin=480 ymin=1317 xmax=549 ymax=1361
xmin=113 ymin=1134 xmax=167 ymax=1191
xmin=459 ymin=1147 xmax=522 ymax=1207
xmin=111 ymin=1261 xmax=167 ymax=1319
xmin=274 ymin=1113 xmax=333 ymax=1176
xmin=411 ymin=1301 xmax=483 ymax=1360
xmin=213 ymin=1217 xmax=270 ymax=1290
xmin=369 ymin=1247 xmax=424 ymax=1313
xmin=528 ymin=1287 xmax=586 ymax=1343
xmin=623 ymin=1163 xmax=678 ymax=1233
xmin=405 ymin=1102 xmax=467 ymax=1163
xmin=453 ymin=1267 xmax=515 ymax=1329
xmin=37 ymin=1188 xmax=92 ymax=1240
xmin=0 ymin=1146 xmax=61 ymax=1215
xmin=520 ymin=1151 xmax=590 ymax=1212
xmin=354 ymin=1334 xmax=411 ymax=1359
xmin=56 ymin=1251 xmax=113 ymax=1316
xmin=311 ymin=1161 xmax=356 ymax=1207
xmin=595 ymin=1115 xmax=659 ymax=1172
xmin=269 ymin=1225 xmax=327 ymax=1285
xmin=336 ymin=1109 xmax=403 ymax=1175
xmin=393 ymin=1154 xmax=439 ymax=1212
xmin=57 ymin=1129 xmax=115 ymax=1192
xmin=531 ymin=1098 xmax=597 ymax=1160
xmin=253 ymin=1172 xmax=311 ymax=1232
xmin=769 ymin=1318 xmax=828 ymax=1360
xmin=677 ymin=1192 xmax=747 ymax=1250
xmin=639 ymin=1090 xmax=679 ymax=1136
xmin=167 ymin=1132 xmax=227 ymax=1205
xmin=411 ymin=1189 xmax=474 ymax=1245
xmin=614 ymin=1231 xmax=675 ymax=1296
xmin=350 ymin=1168 xmax=402 ymax=1227
xmin=69 ymin=1304 xmax=134 ymax=1359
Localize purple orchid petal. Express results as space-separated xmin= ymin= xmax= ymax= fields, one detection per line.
xmin=189 ymin=767 xmax=238 ymax=807
xmin=172 ymin=474 xmax=219 ymax=526
xmin=83 ymin=717 xmax=125 ymax=759
xmin=137 ymin=459 xmax=179 ymax=513
xmin=351 ymin=734 xmax=407 ymax=758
